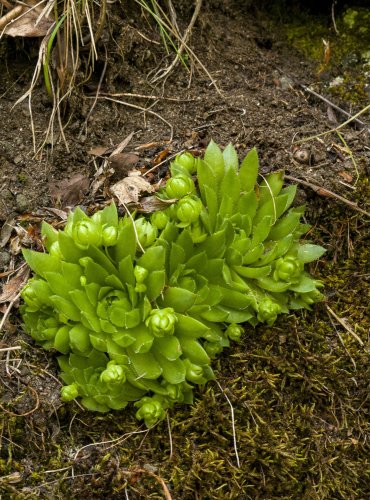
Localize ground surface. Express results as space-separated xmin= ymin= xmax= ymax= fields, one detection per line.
xmin=0 ymin=1 xmax=369 ymax=499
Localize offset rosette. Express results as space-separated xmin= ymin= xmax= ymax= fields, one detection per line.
xmin=145 ymin=308 xmax=177 ymax=336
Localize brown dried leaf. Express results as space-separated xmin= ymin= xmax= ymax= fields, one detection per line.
xmin=0 ymin=266 xmax=29 ymax=303
xmin=137 ymin=195 xmax=175 ymax=214
xmin=110 ymin=171 xmax=154 ymax=205
xmin=3 ymin=3 xmax=53 ymax=37
xmin=49 ymin=174 xmax=90 ymax=208
xmin=88 ymin=146 xmax=110 ymax=156
xmin=327 ymin=105 xmax=338 ymax=124
xmin=108 ymin=153 xmax=140 ymax=177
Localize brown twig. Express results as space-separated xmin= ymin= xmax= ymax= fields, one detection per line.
xmin=96 ymin=92 xmax=195 ymax=102
xmin=285 ymin=174 xmax=370 ymax=218
xmin=299 ymin=84 xmax=370 ymax=130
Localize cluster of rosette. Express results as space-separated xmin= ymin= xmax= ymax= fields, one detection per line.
xmin=20 ymin=141 xmax=325 ymax=426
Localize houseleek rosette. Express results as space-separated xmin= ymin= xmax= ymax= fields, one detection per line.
xmin=20 ymin=140 xmax=325 ymax=427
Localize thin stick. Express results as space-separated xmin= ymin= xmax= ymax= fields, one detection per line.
xmin=99 ymin=96 xmax=174 ymax=142
xmin=0 ymin=291 xmax=22 ymax=332
xmin=74 ymin=428 xmax=148 ymax=460
xmin=331 ymin=1 xmax=339 ymax=35
xmin=215 ymin=381 xmax=240 ymax=468
xmin=166 ymin=413 xmax=173 ymax=460
xmin=294 ymin=103 xmax=370 ymax=144
xmin=285 ymin=174 xmax=370 ymax=218
xmin=0 ymin=346 xmax=21 ymax=352
xmin=326 ymin=305 xmax=364 ymax=346
xmin=97 ymin=92 xmax=195 ymax=102
xmin=299 ymin=84 xmax=369 ymax=130
xmin=122 ymin=202 xmax=146 ymax=254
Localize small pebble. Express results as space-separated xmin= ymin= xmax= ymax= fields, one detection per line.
xmin=16 ymin=193 xmax=29 ymax=213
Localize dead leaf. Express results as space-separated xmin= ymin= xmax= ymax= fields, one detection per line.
xmin=88 ymin=145 xmax=110 ymax=156
xmin=137 ymin=195 xmax=175 ymax=214
xmin=108 ymin=153 xmax=140 ymax=177
xmin=49 ymin=174 xmax=90 ymax=208
xmin=110 ymin=170 xmax=154 ymax=205
xmin=327 ymin=105 xmax=338 ymax=124
xmin=0 ymin=266 xmax=29 ymax=303
xmin=2 ymin=1 xmax=53 ymax=37
xmin=338 ymin=171 xmax=353 ymax=183
xmin=42 ymin=207 xmax=68 ymax=221
xmin=153 ymin=148 xmax=170 ymax=166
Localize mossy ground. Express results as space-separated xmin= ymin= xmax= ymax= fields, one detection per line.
xmin=1 ymin=190 xmax=369 ymax=499
xmin=282 ymin=6 xmax=370 ymax=106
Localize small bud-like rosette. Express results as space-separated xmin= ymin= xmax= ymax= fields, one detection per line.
xmin=20 ymin=141 xmax=325 ymax=426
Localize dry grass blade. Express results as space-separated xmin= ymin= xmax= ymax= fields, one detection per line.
xmin=326 ymin=305 xmax=364 ymax=347
xmin=294 ymin=103 xmax=370 ymax=144
xmin=150 ymin=0 xmax=203 ymax=83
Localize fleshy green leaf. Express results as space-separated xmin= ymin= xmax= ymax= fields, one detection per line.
xmin=145 ymin=270 xmax=166 ymax=300
xmin=177 ymin=337 xmax=210 ymax=365
xmin=127 ymin=350 xmax=163 ymax=380
xmin=175 ymin=314 xmax=210 ymax=338
xmin=100 ymin=202 xmax=118 ymax=228
xmin=297 ymin=244 xmax=326 ymax=263
xmin=219 ymin=287 xmax=253 ymax=309
xmin=258 ymin=277 xmax=290 ymax=292
xmin=54 ymin=326 xmax=70 ymax=354
xmin=268 ymin=207 xmax=304 ymax=240
xmin=233 ymin=265 xmax=271 ymax=279
xmin=204 ymin=139 xmax=225 ymax=188
xmin=223 ymin=143 xmax=239 ymax=173
xmin=153 ymin=353 xmax=186 ymax=384
xmin=239 ymin=147 xmax=258 ymax=191
xmin=114 ymin=218 xmax=136 ymax=262
xmin=137 ymin=246 xmax=166 ymax=272
xmin=152 ymin=335 xmax=182 ymax=361
xmin=49 ymin=296 xmax=80 ymax=323
xmin=289 ymin=274 xmax=318 ymax=293
xmin=23 ymin=249 xmax=61 ymax=278
xmin=69 ymin=324 xmax=92 ymax=353
xmin=258 ymin=171 xmax=284 ymax=205
xmin=159 ymin=287 xmax=197 ymax=313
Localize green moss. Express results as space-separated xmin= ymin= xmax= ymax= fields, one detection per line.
xmin=281 ymin=7 xmax=370 ymax=106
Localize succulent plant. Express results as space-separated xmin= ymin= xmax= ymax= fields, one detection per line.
xmin=20 ymin=140 xmax=325 ymax=426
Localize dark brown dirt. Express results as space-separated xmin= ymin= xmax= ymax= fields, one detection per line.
xmin=0 ymin=2 xmax=369 ymax=499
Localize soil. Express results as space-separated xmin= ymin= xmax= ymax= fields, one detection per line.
xmin=0 ymin=1 xmax=369 ymax=499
